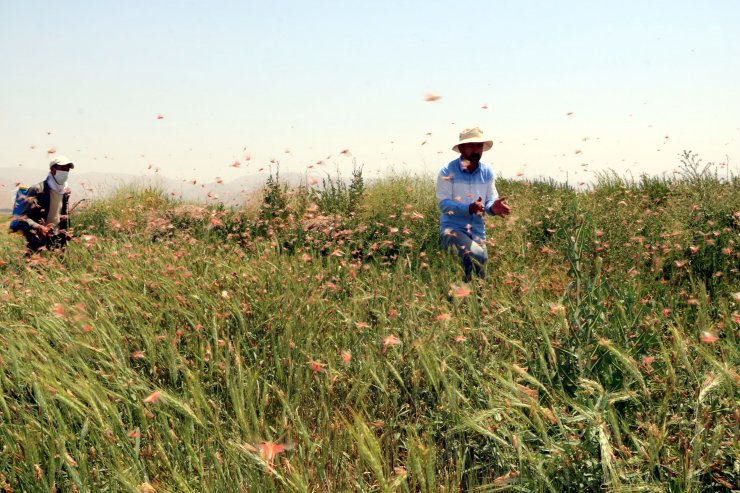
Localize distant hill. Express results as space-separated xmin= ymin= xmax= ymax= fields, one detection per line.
xmin=0 ymin=167 xmax=306 ymax=208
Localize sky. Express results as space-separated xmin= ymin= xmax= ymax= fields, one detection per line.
xmin=1 ymin=0 xmax=739 ymax=188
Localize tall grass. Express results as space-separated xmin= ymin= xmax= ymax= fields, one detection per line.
xmin=0 ymin=163 xmax=737 ymax=492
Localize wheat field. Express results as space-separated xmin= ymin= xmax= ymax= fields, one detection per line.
xmin=0 ymin=159 xmax=737 ymax=492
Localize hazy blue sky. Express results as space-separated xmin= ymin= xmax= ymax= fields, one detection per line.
xmin=1 ymin=1 xmax=738 ymax=185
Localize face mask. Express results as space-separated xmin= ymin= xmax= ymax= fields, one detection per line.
xmin=53 ymin=170 xmax=69 ymax=185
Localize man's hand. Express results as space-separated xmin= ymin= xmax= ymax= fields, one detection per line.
xmin=468 ymin=197 xmax=485 ymax=216
xmin=36 ymin=225 xmax=51 ymax=238
xmin=490 ymin=197 xmax=511 ymax=216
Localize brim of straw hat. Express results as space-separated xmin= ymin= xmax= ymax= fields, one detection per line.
xmin=452 ymin=139 xmax=493 ymax=153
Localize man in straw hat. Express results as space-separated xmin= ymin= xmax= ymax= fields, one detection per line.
xmin=436 ymin=127 xmax=510 ymax=282
xmin=11 ymin=156 xmax=75 ymax=253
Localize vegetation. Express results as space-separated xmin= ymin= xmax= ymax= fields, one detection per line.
xmin=0 ymin=159 xmax=737 ymax=492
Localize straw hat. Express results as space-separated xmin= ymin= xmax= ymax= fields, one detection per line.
xmin=452 ymin=127 xmax=493 ymax=153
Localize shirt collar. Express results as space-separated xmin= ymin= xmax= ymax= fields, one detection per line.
xmin=457 ymin=157 xmax=481 ymax=174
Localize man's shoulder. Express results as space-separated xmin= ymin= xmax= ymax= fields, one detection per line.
xmin=438 ymin=158 xmax=460 ymax=175
xmin=26 ymin=181 xmax=46 ymax=195
xmin=479 ymin=162 xmax=496 ymax=178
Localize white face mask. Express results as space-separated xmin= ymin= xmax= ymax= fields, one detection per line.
xmin=53 ymin=170 xmax=69 ymax=185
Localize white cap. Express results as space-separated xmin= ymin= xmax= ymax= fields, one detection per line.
xmin=49 ymin=156 xmax=75 ymax=169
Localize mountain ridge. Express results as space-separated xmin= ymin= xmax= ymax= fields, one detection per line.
xmin=0 ymin=167 xmax=310 ymax=208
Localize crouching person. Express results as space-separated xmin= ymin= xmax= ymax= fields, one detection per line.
xmin=436 ymin=127 xmax=510 ymax=283
xmin=12 ymin=156 xmax=74 ymax=254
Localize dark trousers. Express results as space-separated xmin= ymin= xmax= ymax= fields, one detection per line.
xmin=24 ymin=230 xmax=69 ymax=253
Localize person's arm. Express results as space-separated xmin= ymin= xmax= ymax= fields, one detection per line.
xmin=59 ymin=192 xmax=71 ymax=231
xmin=484 ymin=169 xmax=498 ymax=215
xmin=436 ymin=172 xmax=472 ymax=217
xmin=485 ymin=170 xmax=510 ymax=216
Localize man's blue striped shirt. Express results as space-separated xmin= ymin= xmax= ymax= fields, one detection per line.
xmin=436 ymin=158 xmax=500 ymax=243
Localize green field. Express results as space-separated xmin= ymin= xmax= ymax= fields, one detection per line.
xmin=0 ymin=157 xmax=737 ymax=492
